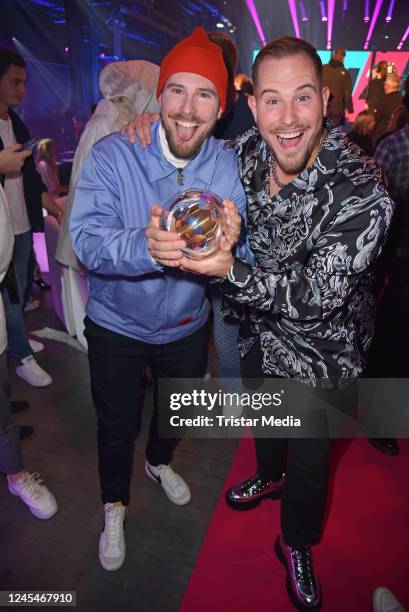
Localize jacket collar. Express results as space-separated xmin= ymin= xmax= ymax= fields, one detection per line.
xmin=144 ymin=121 xmax=219 ymax=185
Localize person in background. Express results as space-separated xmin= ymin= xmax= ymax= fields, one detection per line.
xmin=346 ymin=110 xmax=376 ymax=155
xmin=56 ymin=59 xmax=160 ymax=273
xmin=0 ymin=144 xmax=57 ymax=519
xmin=372 ymin=73 xmax=402 ymax=147
xmin=36 ymin=138 xmax=67 ymax=198
xmin=322 ymin=47 xmax=353 ymax=126
xmin=234 ymin=73 xmax=254 ymax=96
xmin=366 ymin=61 xmax=388 ymax=115
xmin=0 ymin=46 xmax=62 ymax=388
xmin=387 ymin=76 xmax=409 ymax=133
xmin=211 ymin=33 xmax=255 ymax=141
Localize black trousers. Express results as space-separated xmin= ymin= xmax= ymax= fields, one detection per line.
xmin=241 ymin=341 xmax=333 ymax=549
xmin=84 ymin=317 xmax=208 ymax=505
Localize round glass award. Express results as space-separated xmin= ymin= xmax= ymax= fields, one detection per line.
xmin=161 ymin=189 xmax=224 ymax=259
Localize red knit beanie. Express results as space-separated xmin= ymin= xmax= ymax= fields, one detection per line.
xmin=156 ymin=27 xmax=228 ymax=112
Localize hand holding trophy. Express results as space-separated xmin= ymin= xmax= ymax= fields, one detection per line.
xmin=161 ymin=189 xmax=225 ymax=261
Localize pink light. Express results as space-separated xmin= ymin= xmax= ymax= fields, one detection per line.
xmin=327 ymin=0 xmax=335 ymax=50
xmin=364 ymin=0 xmax=385 ymax=48
xmin=401 ymin=24 xmax=409 ymax=43
xmin=245 ymin=0 xmax=266 ymax=45
xmin=287 ymin=0 xmax=300 ymax=38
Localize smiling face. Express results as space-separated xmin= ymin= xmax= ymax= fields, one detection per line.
xmin=249 ymin=53 xmax=329 ymax=179
xmin=160 ymin=72 xmax=222 ymax=159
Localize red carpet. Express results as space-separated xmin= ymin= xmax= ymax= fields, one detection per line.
xmin=180 ymin=435 xmax=409 ymax=612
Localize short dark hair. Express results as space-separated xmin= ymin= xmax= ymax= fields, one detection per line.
xmin=0 ymin=47 xmax=26 ymax=80
xmin=252 ymin=36 xmax=322 ymax=88
xmin=208 ymin=31 xmax=238 ymax=111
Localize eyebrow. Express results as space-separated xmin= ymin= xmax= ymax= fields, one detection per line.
xmin=165 ymin=82 xmax=217 ymax=96
xmin=260 ymin=83 xmax=317 ymax=96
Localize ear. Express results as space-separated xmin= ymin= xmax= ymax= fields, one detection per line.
xmin=321 ymin=86 xmax=330 ymax=116
xmin=217 ymin=105 xmax=223 ymax=120
xmin=247 ymin=95 xmax=257 ymax=123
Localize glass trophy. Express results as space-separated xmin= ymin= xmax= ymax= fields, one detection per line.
xmin=161 ymin=189 xmax=224 ymax=260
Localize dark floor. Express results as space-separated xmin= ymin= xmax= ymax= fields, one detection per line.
xmin=0 ymin=283 xmax=239 ymax=612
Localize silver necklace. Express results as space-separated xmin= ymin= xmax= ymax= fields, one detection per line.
xmin=269 ymin=129 xmax=327 ymax=190
xmin=270 ymin=156 xmax=286 ymax=189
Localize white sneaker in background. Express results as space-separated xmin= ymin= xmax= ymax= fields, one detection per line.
xmin=145 ymin=461 xmax=191 ymax=505
xmin=29 ymin=338 xmax=44 ymax=353
xmin=373 ymin=587 xmax=406 ymax=612
xmin=16 ymin=356 xmax=52 ymax=387
xmin=99 ymin=502 xmax=127 ymax=571
xmin=24 ymin=299 xmax=40 ymax=313
xmin=8 ymin=472 xmax=58 ymax=519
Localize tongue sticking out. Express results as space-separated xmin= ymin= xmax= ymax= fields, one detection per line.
xmin=176 ymin=123 xmax=197 ymax=142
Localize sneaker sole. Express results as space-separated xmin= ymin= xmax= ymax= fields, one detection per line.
xmin=99 ymin=542 xmax=125 ymax=572
xmin=274 ymin=536 xmax=322 ymax=611
xmin=144 ymin=464 xmax=191 ymax=506
xmin=225 ymin=488 xmax=282 ymax=511
xmin=8 ymin=488 xmax=58 ymax=520
xmin=16 ymin=370 xmax=52 ymax=387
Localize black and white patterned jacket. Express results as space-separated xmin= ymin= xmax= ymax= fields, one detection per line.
xmin=220 ymin=121 xmax=395 ymax=382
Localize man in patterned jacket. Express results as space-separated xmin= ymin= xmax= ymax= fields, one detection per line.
xmin=180 ymin=37 xmax=394 ymax=611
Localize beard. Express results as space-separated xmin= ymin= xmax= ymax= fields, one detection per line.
xmin=269 ymin=121 xmax=324 ymax=176
xmin=161 ymin=113 xmax=216 ymax=160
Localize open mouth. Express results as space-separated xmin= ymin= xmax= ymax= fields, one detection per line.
xmin=175 ymin=120 xmax=200 ymax=142
xmin=275 ymin=130 xmax=305 ymax=149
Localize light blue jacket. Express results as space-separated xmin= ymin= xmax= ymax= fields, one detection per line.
xmin=70 ymin=121 xmax=248 ymax=344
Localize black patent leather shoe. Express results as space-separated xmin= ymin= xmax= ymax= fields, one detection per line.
xmin=275 ymin=534 xmax=322 ymax=611
xmin=225 ymin=472 xmax=284 ymax=510
xmin=34 ymin=278 xmax=51 ymax=290
xmin=19 ymin=425 xmax=34 ymax=441
xmin=368 ymin=438 xmax=399 ymax=456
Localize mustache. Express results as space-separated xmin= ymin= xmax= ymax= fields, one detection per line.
xmin=169 ymin=112 xmax=205 ymax=125
xmin=269 ymin=125 xmax=309 ymax=134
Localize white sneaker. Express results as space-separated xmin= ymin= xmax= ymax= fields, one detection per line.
xmin=16 ymin=356 xmax=52 ymax=387
xmin=145 ymin=461 xmax=191 ymax=505
xmin=29 ymin=338 xmax=44 ymax=353
xmin=8 ymin=472 xmax=58 ymax=519
xmin=373 ymin=587 xmax=405 ymax=612
xmin=99 ymin=502 xmax=127 ymax=571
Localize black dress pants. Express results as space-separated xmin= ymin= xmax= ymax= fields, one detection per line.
xmin=84 ymin=317 xmax=208 ymax=505
xmin=241 ymin=341 xmax=333 ymax=549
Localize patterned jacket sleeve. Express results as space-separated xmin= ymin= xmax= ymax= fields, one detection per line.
xmin=220 ymin=182 xmax=394 ymax=322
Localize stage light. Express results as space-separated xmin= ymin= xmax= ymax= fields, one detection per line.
xmin=300 ymin=1 xmax=308 ymax=22
xmin=364 ymin=0 xmax=385 ymax=50
xmin=245 ymin=0 xmax=267 ymax=45
xmin=64 ymin=47 xmax=69 ymax=52
xmin=320 ymin=0 xmax=326 ymax=20
xmin=397 ymin=24 xmax=409 ymax=49
xmin=364 ymin=0 xmax=370 ymax=22
xmin=385 ymin=0 xmax=395 ymax=21
xmin=216 ymin=22 xmax=224 ymax=28
xmin=327 ymin=0 xmax=336 ymax=52
xmin=287 ymin=0 xmax=301 ymax=38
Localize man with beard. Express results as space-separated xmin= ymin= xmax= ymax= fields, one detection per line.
xmin=70 ymin=28 xmax=245 ymax=572
xmin=178 ymin=37 xmax=394 ymax=610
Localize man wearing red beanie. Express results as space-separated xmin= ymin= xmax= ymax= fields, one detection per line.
xmin=70 ymin=27 xmax=249 ymax=572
